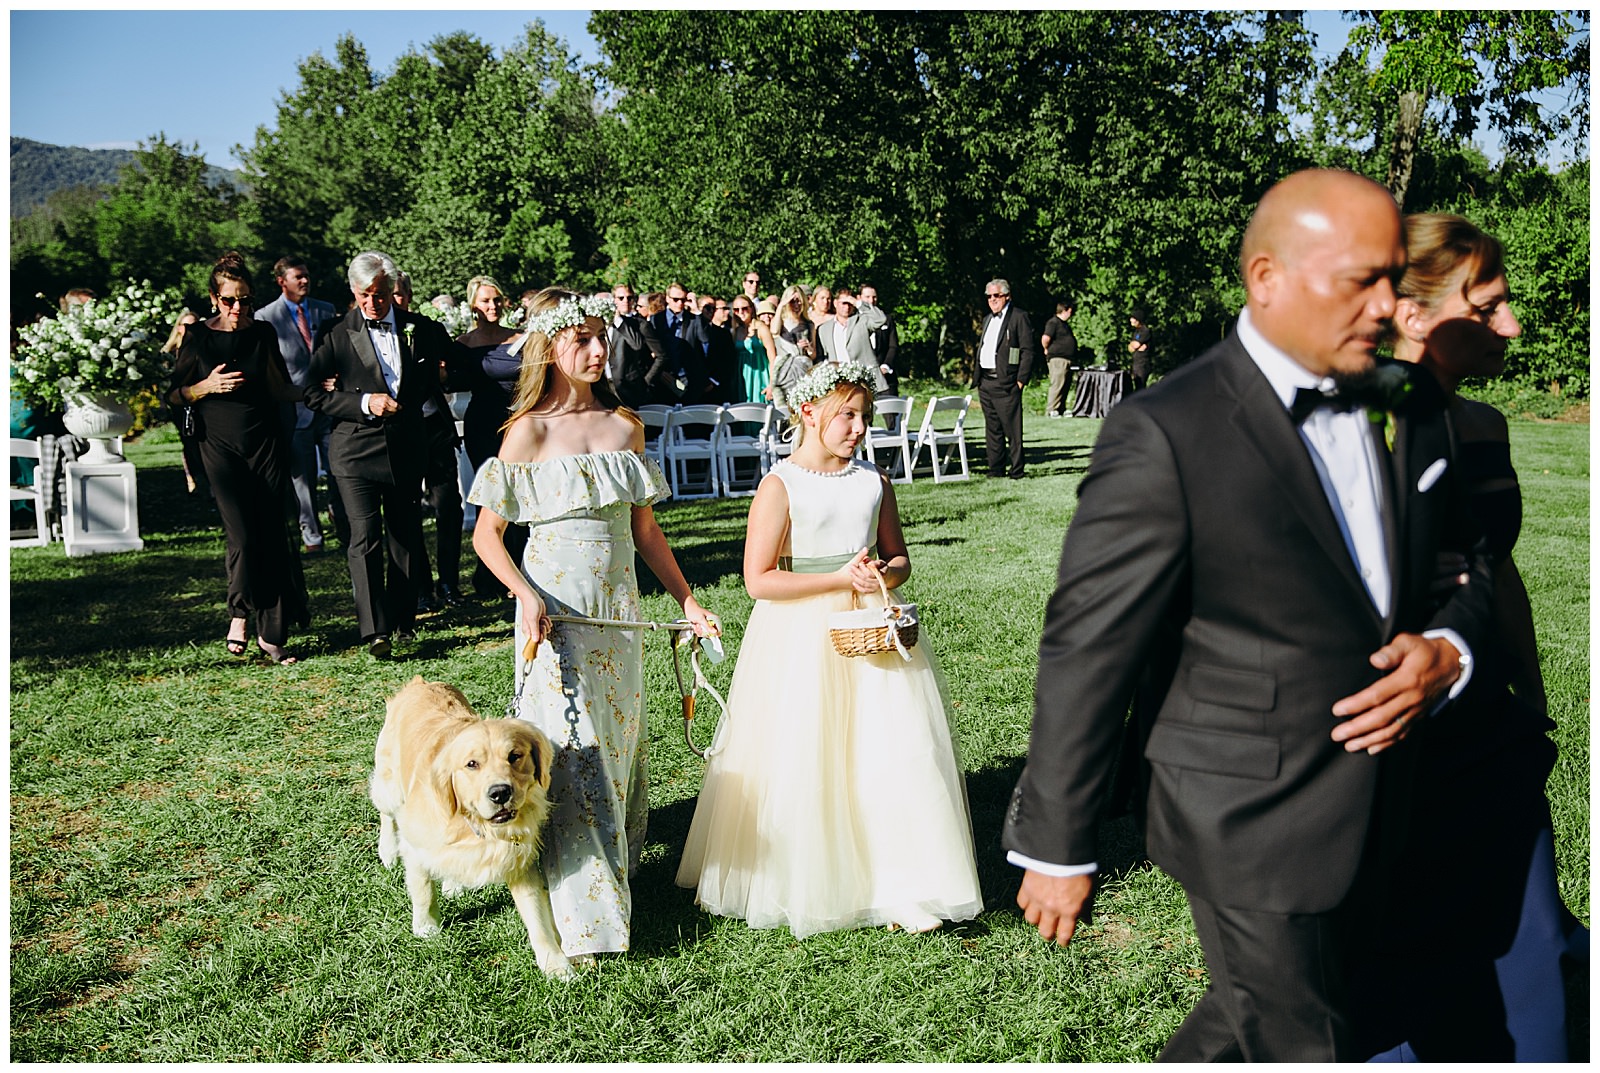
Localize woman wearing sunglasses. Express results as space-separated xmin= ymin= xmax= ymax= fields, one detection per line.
xmin=167 ymin=252 xmax=309 ymax=664
xmin=729 ymin=295 xmax=778 ymax=402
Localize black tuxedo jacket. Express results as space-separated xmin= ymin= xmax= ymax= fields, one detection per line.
xmin=682 ymin=313 xmax=735 ymax=403
xmin=1002 ymin=332 xmax=1494 ymax=915
xmin=607 ymin=314 xmax=667 ymax=409
xmin=304 ymin=306 xmax=452 ymax=485
xmin=647 ymin=309 xmax=698 ymax=403
xmin=972 ymin=303 xmax=1037 ymax=387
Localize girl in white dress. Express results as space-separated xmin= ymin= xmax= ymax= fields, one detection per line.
xmin=677 ymin=362 xmax=982 ymax=936
xmin=469 ymin=287 xmax=719 ymax=961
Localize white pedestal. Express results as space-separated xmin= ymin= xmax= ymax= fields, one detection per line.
xmin=62 ymin=458 xmax=144 ymax=557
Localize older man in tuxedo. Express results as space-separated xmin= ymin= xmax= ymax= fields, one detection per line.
xmin=1002 ymin=170 xmax=1494 ymax=1060
xmin=305 ymin=252 xmax=452 ymax=658
xmin=256 ymin=256 xmax=340 ymax=551
xmin=606 ymin=282 xmax=669 ymax=409
xmin=973 ymin=279 xmax=1036 ymax=479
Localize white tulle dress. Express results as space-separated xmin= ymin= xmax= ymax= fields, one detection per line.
xmin=676 ymin=458 xmax=982 ymax=936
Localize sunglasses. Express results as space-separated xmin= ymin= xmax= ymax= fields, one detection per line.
xmin=217 ymin=294 xmax=254 ymax=308
xmin=667 ymin=295 xmax=687 ymax=304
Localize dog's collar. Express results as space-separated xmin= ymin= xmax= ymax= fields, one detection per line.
xmin=466 ymin=816 xmax=525 ymax=844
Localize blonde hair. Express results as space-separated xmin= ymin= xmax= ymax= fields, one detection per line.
xmin=465 ymin=275 xmax=504 ymax=313
xmin=777 ymin=284 xmax=808 ymax=330
xmin=502 ymin=287 xmax=637 ymax=432
xmin=1398 ymin=213 xmax=1506 ymax=313
xmin=161 ymin=307 xmax=197 ymax=354
xmin=794 ymin=381 xmax=873 ymax=446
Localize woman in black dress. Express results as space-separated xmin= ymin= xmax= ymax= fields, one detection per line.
xmin=168 ymin=252 xmax=309 ymax=663
xmin=1357 ymin=214 xmax=1585 ymax=1060
xmin=447 ymin=274 xmax=526 ymax=598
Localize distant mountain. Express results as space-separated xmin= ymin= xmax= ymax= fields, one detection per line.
xmin=10 ymin=137 xmax=246 ymax=216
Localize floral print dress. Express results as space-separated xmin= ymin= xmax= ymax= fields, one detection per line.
xmin=468 ymin=450 xmax=669 ymax=956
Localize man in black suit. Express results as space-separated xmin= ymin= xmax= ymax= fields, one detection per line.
xmin=683 ymin=294 xmax=737 ymax=404
xmin=646 ymin=281 xmax=697 ymax=404
xmin=972 ymin=279 xmax=1036 ymax=479
xmin=1002 ymin=170 xmax=1494 ymax=1060
xmin=606 ymin=282 xmax=668 ymax=409
xmin=305 ymin=251 xmax=452 ymax=658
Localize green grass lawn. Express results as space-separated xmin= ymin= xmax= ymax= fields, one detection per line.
xmin=9 ymin=391 xmax=1589 ymax=1061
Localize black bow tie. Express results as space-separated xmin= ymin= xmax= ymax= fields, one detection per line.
xmin=1289 ymin=384 xmax=1363 ymax=423
xmin=367 ymin=319 xmax=389 ymax=331
xmin=1292 ymin=374 xmax=1414 ymax=426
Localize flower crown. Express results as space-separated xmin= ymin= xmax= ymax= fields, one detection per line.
xmin=788 ymin=361 xmax=877 ymax=408
xmin=525 ymin=295 xmax=615 ymax=339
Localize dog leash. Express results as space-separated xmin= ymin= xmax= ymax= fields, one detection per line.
xmin=510 ymin=615 xmax=727 ymax=760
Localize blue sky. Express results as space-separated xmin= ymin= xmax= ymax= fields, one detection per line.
xmin=10 ymin=8 xmax=602 ymax=167
xmin=27 ymin=8 xmax=1529 ymax=172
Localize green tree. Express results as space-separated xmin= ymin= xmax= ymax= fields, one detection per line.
xmin=1343 ymin=10 xmax=1590 ymax=208
xmin=10 ymin=183 xmax=107 ymax=320
xmin=93 ymin=134 xmax=253 ymax=302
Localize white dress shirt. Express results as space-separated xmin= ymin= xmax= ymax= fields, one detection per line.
xmin=361 ymin=309 xmax=402 ymax=416
xmin=978 ymin=307 xmax=1005 ymax=370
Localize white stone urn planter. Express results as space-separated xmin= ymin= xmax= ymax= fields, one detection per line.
xmin=62 ymin=393 xmax=136 ymax=463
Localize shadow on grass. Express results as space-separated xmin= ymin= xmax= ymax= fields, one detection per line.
xmin=624 ymin=753 xmax=1154 ymax=960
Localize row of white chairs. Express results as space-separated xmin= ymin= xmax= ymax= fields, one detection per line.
xmin=637 ymin=395 xmax=974 ymax=499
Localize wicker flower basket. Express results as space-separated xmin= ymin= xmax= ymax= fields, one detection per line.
xmin=828 ymin=572 xmax=918 ymax=659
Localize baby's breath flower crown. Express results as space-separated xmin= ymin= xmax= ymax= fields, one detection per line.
xmin=788 ymin=361 xmax=877 ymax=408
xmin=525 ymin=295 xmax=615 ymax=339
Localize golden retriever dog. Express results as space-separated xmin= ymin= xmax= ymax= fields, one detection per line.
xmin=369 ymin=676 xmax=569 ymax=977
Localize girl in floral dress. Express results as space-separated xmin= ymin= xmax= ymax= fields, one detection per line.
xmin=469 ymin=288 xmax=719 ymax=962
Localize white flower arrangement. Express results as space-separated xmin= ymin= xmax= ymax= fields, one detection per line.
xmin=410 ymin=299 xmax=477 ymax=338
xmin=525 ymin=295 xmax=615 ymax=339
xmin=13 ymin=281 xmax=184 ymax=408
xmin=499 ymin=305 xmax=526 ymax=330
xmin=788 ymin=360 xmax=877 ymax=408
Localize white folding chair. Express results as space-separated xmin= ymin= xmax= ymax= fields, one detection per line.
xmin=763 ymin=405 xmax=795 ymax=468
xmin=864 ymin=396 xmax=915 ymax=484
xmin=909 ymin=395 xmax=973 ymax=483
xmin=716 ymin=403 xmax=771 ymax=496
xmin=639 ymin=408 xmax=668 ymax=473
xmin=9 ymin=438 xmax=50 ymax=547
xmin=662 ymin=405 xmax=724 ymax=499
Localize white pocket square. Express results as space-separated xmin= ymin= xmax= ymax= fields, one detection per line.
xmin=1417 ymin=458 xmax=1448 ymax=493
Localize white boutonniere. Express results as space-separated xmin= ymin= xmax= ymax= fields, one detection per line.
xmin=402 ymin=321 xmax=416 ymax=354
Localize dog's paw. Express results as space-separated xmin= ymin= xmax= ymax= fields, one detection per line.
xmin=412 ymin=919 xmax=442 ymax=939
xmin=378 ymin=843 xmax=398 ymax=869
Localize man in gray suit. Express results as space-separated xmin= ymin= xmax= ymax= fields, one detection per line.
xmin=1003 ymin=170 xmax=1494 ymax=1059
xmin=812 ymin=286 xmax=889 ymax=382
xmin=256 ymin=256 xmax=341 ymax=551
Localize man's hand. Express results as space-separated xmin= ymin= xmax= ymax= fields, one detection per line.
xmin=368 ymin=394 xmax=402 ymax=417
xmin=1017 ymin=870 xmax=1094 ymax=946
xmin=1330 ymin=632 xmax=1462 ymax=755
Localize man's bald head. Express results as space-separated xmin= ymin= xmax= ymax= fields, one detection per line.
xmin=1239 ymin=169 xmax=1406 ymax=378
